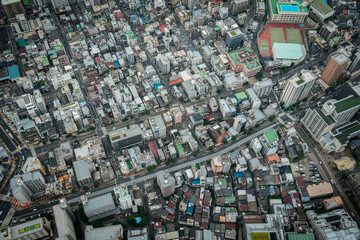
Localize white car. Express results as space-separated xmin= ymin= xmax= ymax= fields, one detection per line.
xmin=330 ymin=179 xmax=334 ymax=184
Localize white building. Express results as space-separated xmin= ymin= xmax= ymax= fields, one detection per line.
xmin=33 ymin=89 xmax=47 ymax=114
xmin=246 ymin=88 xmax=261 ymax=109
xmin=149 ymin=115 xmax=166 ymax=139
xmin=51 ymin=0 xmax=69 ymax=9
xmin=253 ymin=79 xmax=274 ymax=97
xmin=114 ymin=184 xmax=133 ymax=211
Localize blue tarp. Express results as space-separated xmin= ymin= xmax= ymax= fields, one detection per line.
xmin=234 ymin=172 xmax=244 ymax=178
xmin=114 ymin=61 xmax=120 ymax=67
xmin=192 ymin=179 xmax=200 ymax=185
xmin=7 ymin=65 xmax=20 ymax=80
xmin=135 ymin=217 xmax=142 ymax=224
xmin=190 ymin=47 xmax=196 ymax=52
xmin=141 ymin=17 xmax=146 ymax=22
xmin=154 ymin=83 xmax=162 ymax=90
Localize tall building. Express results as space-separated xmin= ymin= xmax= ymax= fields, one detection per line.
xmin=267 ymin=0 xmax=308 ymax=23
xmin=259 ymin=129 xmax=279 ymax=156
xmin=280 ymin=70 xmax=316 ymax=108
xmin=349 ymin=51 xmax=360 ymax=77
xmin=9 ymin=218 xmax=52 ymax=239
xmin=33 ymin=89 xmax=47 ymax=114
xmin=319 ymin=21 xmax=338 ymax=41
xmin=108 ymin=126 xmax=143 ymax=150
xmin=83 ymin=193 xmax=117 ymax=221
xmin=15 ymin=14 xmax=29 ymax=32
xmin=229 ymin=0 xmax=250 ymax=15
xmin=149 ymin=115 xmax=166 ymax=139
xmin=21 ymin=171 xmax=45 ymax=195
xmin=156 ymin=55 xmax=170 ymax=75
xmin=51 ymin=0 xmax=69 ymax=9
xmin=208 ymin=0 xmax=223 ymax=14
xmin=23 ymin=93 xmax=40 ymax=117
xmin=233 ymin=114 xmax=248 ymax=132
xmin=330 ymin=95 xmax=360 ymax=126
xmin=309 ymin=0 xmax=334 ymax=21
xmin=125 ymin=47 xmax=135 ymax=65
xmin=321 ymin=50 xmax=351 ymax=85
xmin=53 ymin=199 xmax=76 ymax=240
xmin=2 ymin=0 xmax=25 ymax=19
xmin=10 ymin=177 xmax=32 ymax=205
xmin=227 ymin=47 xmax=262 ymax=77
xmin=225 ymin=29 xmax=243 ymax=49
xmin=157 ymin=171 xmax=175 ymax=197
xmin=253 ymin=79 xmax=274 ymax=98
xmin=114 ymin=184 xmax=133 ymax=210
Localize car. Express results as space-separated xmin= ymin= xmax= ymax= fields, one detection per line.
xmin=330 ymin=179 xmax=334 ymax=184
xmin=33 ymin=209 xmax=37 ymax=211
xmin=0 ymin=211 xmax=3 ymax=216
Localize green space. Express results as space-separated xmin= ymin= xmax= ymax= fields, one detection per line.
xmin=176 ymin=144 xmax=184 ymax=155
xmin=251 ymin=232 xmax=270 ymax=240
xmin=229 ymin=51 xmax=240 ymax=64
xmin=265 ymin=129 xmax=278 ymax=142
xmin=287 ymin=233 xmax=315 ymax=240
xmin=296 ymin=79 xmax=305 ymax=85
xmin=334 ymin=96 xmax=360 ymax=113
xmin=286 ymin=28 xmax=302 ymax=44
xmin=260 ymin=40 xmax=269 ymax=52
xmin=270 ymin=28 xmax=285 ymax=43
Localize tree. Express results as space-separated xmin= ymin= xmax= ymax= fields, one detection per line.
xmin=246 ymin=142 xmax=250 ymax=147
xmin=256 ymin=71 xmax=263 ymax=81
xmin=255 ymin=124 xmax=260 ymax=128
xmin=130 ymin=115 xmax=134 ymax=119
xmin=82 ymin=186 xmax=89 ymax=191
xmin=78 ymin=203 xmax=88 ymax=222
xmin=193 ymin=150 xmax=199 ymax=157
xmin=232 ymin=136 xmax=236 ymax=141
xmin=223 ymin=140 xmax=228 ymax=144
xmin=172 ymin=158 xmax=178 ymax=163
xmin=243 ymin=81 xmax=249 ymax=86
xmin=269 ymin=115 xmax=276 ymax=121
xmin=216 ymin=89 xmax=222 ymax=94
xmin=243 ymin=129 xmax=248 ymax=134
xmin=165 ymin=160 xmax=170 ymax=165
xmin=249 ymin=127 xmax=254 ymax=132
xmin=113 ymin=220 xmax=121 ymax=225
xmin=312 ymin=96 xmax=317 ymax=100
xmin=139 ymin=217 xmax=148 ymax=227
xmin=208 ymin=146 xmax=214 ymax=151
xmin=71 ymin=189 xmax=76 ymax=194
xmin=94 ymin=182 xmax=99 ymax=188
xmin=110 ymin=120 xmax=115 ymax=124
xmin=126 ymin=215 xmax=136 ymax=226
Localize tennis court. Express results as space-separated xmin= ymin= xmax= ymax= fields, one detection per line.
xmin=260 ymin=40 xmax=269 ymax=52
xmin=270 ymin=28 xmax=285 ymax=43
xmin=286 ymin=28 xmax=303 ymax=44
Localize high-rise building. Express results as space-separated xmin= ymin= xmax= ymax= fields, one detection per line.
xmin=225 ymin=29 xmax=243 ymax=49
xmin=149 ymin=115 xmax=166 ymax=139
xmin=53 ymin=199 xmax=76 ymax=240
xmin=309 ymin=0 xmax=334 ymax=21
xmin=280 ymin=70 xmax=316 ymax=108
xmin=108 ymin=126 xmax=143 ymax=150
xmin=229 ymin=0 xmax=249 ymax=15
xmin=51 ymin=0 xmax=69 ymax=9
xmin=157 ymin=171 xmax=175 ymax=197
xmin=319 ymin=21 xmax=338 ymax=41
xmin=259 ymin=129 xmax=279 ymax=156
xmin=21 ymin=171 xmax=45 ymax=195
xmin=321 ymin=50 xmax=351 ymax=85
xmin=2 ymin=0 xmax=25 ymax=19
xmin=208 ymin=0 xmax=223 ymax=14
xmin=33 ymin=89 xmax=47 ymax=114
xmin=156 ymin=55 xmax=170 ymax=75
xmin=114 ymin=184 xmax=133 ymax=210
xmin=233 ymin=114 xmax=248 ymax=132
xmin=15 ymin=14 xmax=29 ymax=32
xmin=10 ymin=177 xmax=32 ymax=205
xmin=267 ymin=0 xmax=308 ymax=23
xmin=23 ymin=93 xmax=40 ymax=117
xmin=253 ymin=79 xmax=274 ymax=98
xmin=125 ymin=47 xmax=135 ymax=65
xmin=9 ymin=218 xmax=52 ymax=239
xmin=349 ymin=51 xmax=360 ymax=77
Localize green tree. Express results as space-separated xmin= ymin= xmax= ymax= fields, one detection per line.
xmin=90 ymin=221 xmax=103 ymax=228
xmin=255 ymin=124 xmax=260 ymax=128
xmin=208 ymin=146 xmax=214 ymax=151
xmin=94 ymin=182 xmax=99 ymax=188
xmin=139 ymin=217 xmax=148 ymax=227
xmin=246 ymin=142 xmax=250 ymax=147
xmin=126 ymin=215 xmax=136 ymax=226
xmin=165 ymin=160 xmax=170 ymax=165
xmin=269 ymin=115 xmax=276 ymax=121
xmin=216 ymin=89 xmax=222 ymax=94
xmin=243 ymin=81 xmax=249 ymax=86
xmin=256 ymin=71 xmax=263 ymax=81
xmin=231 ymin=136 xmax=236 ymax=141
xmin=112 ymin=220 xmax=121 ymax=225
xmin=223 ymin=140 xmax=228 ymax=144
xmin=82 ymin=186 xmax=89 ymax=191
xmin=71 ymin=189 xmax=76 ymax=194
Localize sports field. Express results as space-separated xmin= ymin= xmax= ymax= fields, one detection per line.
xmin=260 ymin=40 xmax=269 ymax=52
xmin=286 ymin=28 xmax=302 ymax=44
xmin=270 ymin=28 xmax=285 ymax=43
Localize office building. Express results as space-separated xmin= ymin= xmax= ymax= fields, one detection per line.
xmin=114 ymin=184 xmax=133 ymax=210
xmin=309 ymin=0 xmax=334 ymax=21
xmin=73 ymin=160 xmax=94 ymax=186
xmin=319 ymin=21 xmax=338 ymax=41
xmin=233 ymin=114 xmax=248 ymax=132
xmin=9 ymin=218 xmax=51 ymax=239
xmin=108 ymin=126 xmax=143 ymax=150
xmin=229 ymin=0 xmax=250 ymax=15
xmin=208 ymin=0 xmax=223 ymax=14
xmin=125 ymin=47 xmax=135 ymax=65
xmin=157 ymin=55 xmax=170 ymax=75
xmin=85 ymin=225 xmax=123 ymax=240
xmin=157 ymin=171 xmax=175 ymax=197
xmin=349 ymin=51 xmax=360 ymax=77
xmin=51 ymin=0 xmax=69 ymax=9
xmin=21 ymin=171 xmax=45 ymax=195
xmin=253 ymin=79 xmax=274 ymax=98
xmin=321 ymin=50 xmax=351 ymax=85
xmin=225 ymin=29 xmax=243 ymax=49
xmin=33 ymin=89 xmax=47 ymax=114
xmin=15 ymin=13 xmax=29 ymax=32
xmin=83 ymin=193 xmax=117 ymax=221
xmin=2 ymin=0 xmax=25 ymax=18
xmin=23 ymin=94 xmax=40 ymax=118
xmin=150 ymin=115 xmax=166 ymax=139
xmin=22 ymin=157 xmax=46 ymax=175
xmin=10 ymin=177 xmax=32 ymax=205
xmin=53 ymin=199 xmax=76 ymax=240
xmin=331 ymin=95 xmax=360 ymax=125
xmin=307 ymin=209 xmax=360 ymax=240
xmin=246 ymin=88 xmax=261 ymax=109
xmin=267 ymin=0 xmax=308 ymax=23
xmin=280 ymin=70 xmax=316 ymax=108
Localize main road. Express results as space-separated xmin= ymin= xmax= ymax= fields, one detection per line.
xmin=14 ymin=122 xmax=279 ymax=219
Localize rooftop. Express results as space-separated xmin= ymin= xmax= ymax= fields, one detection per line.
xmin=264 ymin=129 xmax=278 ymax=142
xmin=85 ymin=225 xmax=123 ymax=240
xmin=311 ymin=0 xmax=333 ymax=15
xmin=83 ymin=193 xmax=116 ymax=218
xmin=10 ymin=218 xmax=47 ymax=239
xmin=287 ymin=233 xmax=315 ymax=240
xmin=314 ymin=107 xmax=335 ymax=125
xmin=273 ymin=43 xmax=304 ymax=60
xmin=334 ymin=96 xmax=360 ymax=113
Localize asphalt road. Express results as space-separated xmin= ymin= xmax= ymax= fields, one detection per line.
xmin=14 ymin=121 xmax=279 ymax=219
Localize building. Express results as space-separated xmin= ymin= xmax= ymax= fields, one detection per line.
xmin=73 ymin=160 xmax=94 ymax=186
xmin=17 ymin=118 xmax=41 ymax=144
xmin=246 ymin=88 xmax=261 ymax=109
xmin=267 ymin=0 xmax=308 ymax=23
xmin=306 ymin=182 xmax=333 ymax=198
xmin=150 ymin=115 xmax=166 ymax=139
xmin=319 ymin=21 xmax=338 ymax=41
xmin=2 ymin=0 xmax=25 ymax=18
xmin=83 ymin=193 xmax=117 ymax=221
xmin=272 ymin=43 xmax=306 ymax=63
xmin=108 ymin=126 xmax=143 ymax=150
xmin=33 ymin=89 xmax=47 ymax=114
xmin=229 ymin=0 xmax=250 ymax=15
xmin=211 ymin=156 xmax=223 ymax=173
xmin=307 ymin=209 xmax=360 ymax=240
xmin=233 ymin=114 xmax=248 ymax=132
xmin=227 ymin=47 xmax=262 ymax=77
xmin=22 ymin=157 xmax=45 ymax=175
xmin=157 ymin=171 xmax=175 ymax=197
xmin=21 ymin=171 xmax=45 ymax=195
xmin=323 ymin=196 xmax=343 ymax=210
xmin=321 ymin=51 xmax=351 ymax=85
xmin=330 ymin=96 xmax=360 ymax=126
xmin=9 ymin=218 xmax=51 ymax=239
xmin=114 ymin=184 xmax=133 ymax=210
xmin=53 ymin=199 xmax=76 ymax=240
xmin=157 ymin=55 xmax=170 ymax=75
xmin=347 ymin=173 xmax=360 ymax=200
xmin=125 ymin=47 xmax=135 ymax=65
xmin=74 ymin=137 xmax=105 ymax=161
xmin=10 ymin=177 xmax=32 ymax=205
xmin=51 ymin=0 xmax=69 ymax=9
xmin=349 ymin=51 xmax=360 ymax=78
xmin=259 ymin=129 xmax=279 ymax=156
xmin=208 ymin=0 xmax=223 ymax=14
xmin=23 ymin=94 xmax=40 ymax=118
xmin=225 ymin=29 xmax=243 ymax=49
xmin=128 ymin=228 xmax=148 ymax=240
xmin=85 ymin=225 xmax=123 ymax=240
xmin=280 ymin=70 xmax=316 ymax=108
xmin=253 ymin=79 xmax=274 ymax=98
xmin=309 ymin=0 xmax=334 ymax=21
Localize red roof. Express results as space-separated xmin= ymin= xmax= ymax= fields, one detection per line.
xmin=95 ymin=57 xmax=101 ymax=63
xmin=159 ymin=25 xmax=166 ymax=32
xmin=160 ymin=20 xmax=165 ymax=26
xmin=106 ymin=62 xmax=114 ymax=67
xmin=240 ymin=205 xmax=249 ymax=211
xmin=169 ymin=78 xmax=183 ymax=86
xmin=168 ymin=202 xmax=176 ymax=209
xmin=148 ymin=142 xmax=158 ymax=159
xmin=225 ymin=222 xmax=236 ymax=229
xmin=283 ymin=195 xmax=292 ymax=204
xmin=274 ymin=175 xmax=281 ymax=184
xmin=200 ymin=223 xmax=208 ymax=229
xmin=296 ymin=176 xmax=305 ymax=188
xmin=204 ymin=113 xmax=216 ymax=121
xmin=184 ymin=192 xmax=192 ymax=198
xmin=166 ymin=213 xmax=175 ymax=221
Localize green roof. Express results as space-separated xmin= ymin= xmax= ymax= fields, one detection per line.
xmin=265 ymin=129 xmax=278 ymax=142
xmin=177 ymin=144 xmax=184 ymax=155
xmin=229 ymin=51 xmax=240 ymax=64
xmin=235 ymin=92 xmax=248 ymax=100
xmin=218 ymin=178 xmax=228 ymax=189
xmin=287 ymin=233 xmax=315 ymax=240
xmin=251 ymin=232 xmax=270 ymax=240
xmin=314 ymin=107 xmax=335 ymax=125
xmin=273 ymin=43 xmax=304 ymax=60
xmin=311 ymin=0 xmax=333 ymax=15
xmin=214 ymin=26 xmax=220 ymax=31
xmin=296 ymin=79 xmax=305 ymax=85
xmin=334 ymin=96 xmax=360 ymax=113
xmin=224 ymin=196 xmax=236 ymax=202
xmin=336 ymin=123 xmax=360 ymax=144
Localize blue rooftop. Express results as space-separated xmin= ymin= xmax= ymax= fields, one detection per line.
xmin=190 ymin=47 xmax=196 ymax=52
xmin=7 ymin=65 xmax=20 ymax=80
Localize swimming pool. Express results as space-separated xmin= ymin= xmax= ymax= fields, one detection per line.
xmin=279 ymin=4 xmax=300 ymax=12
